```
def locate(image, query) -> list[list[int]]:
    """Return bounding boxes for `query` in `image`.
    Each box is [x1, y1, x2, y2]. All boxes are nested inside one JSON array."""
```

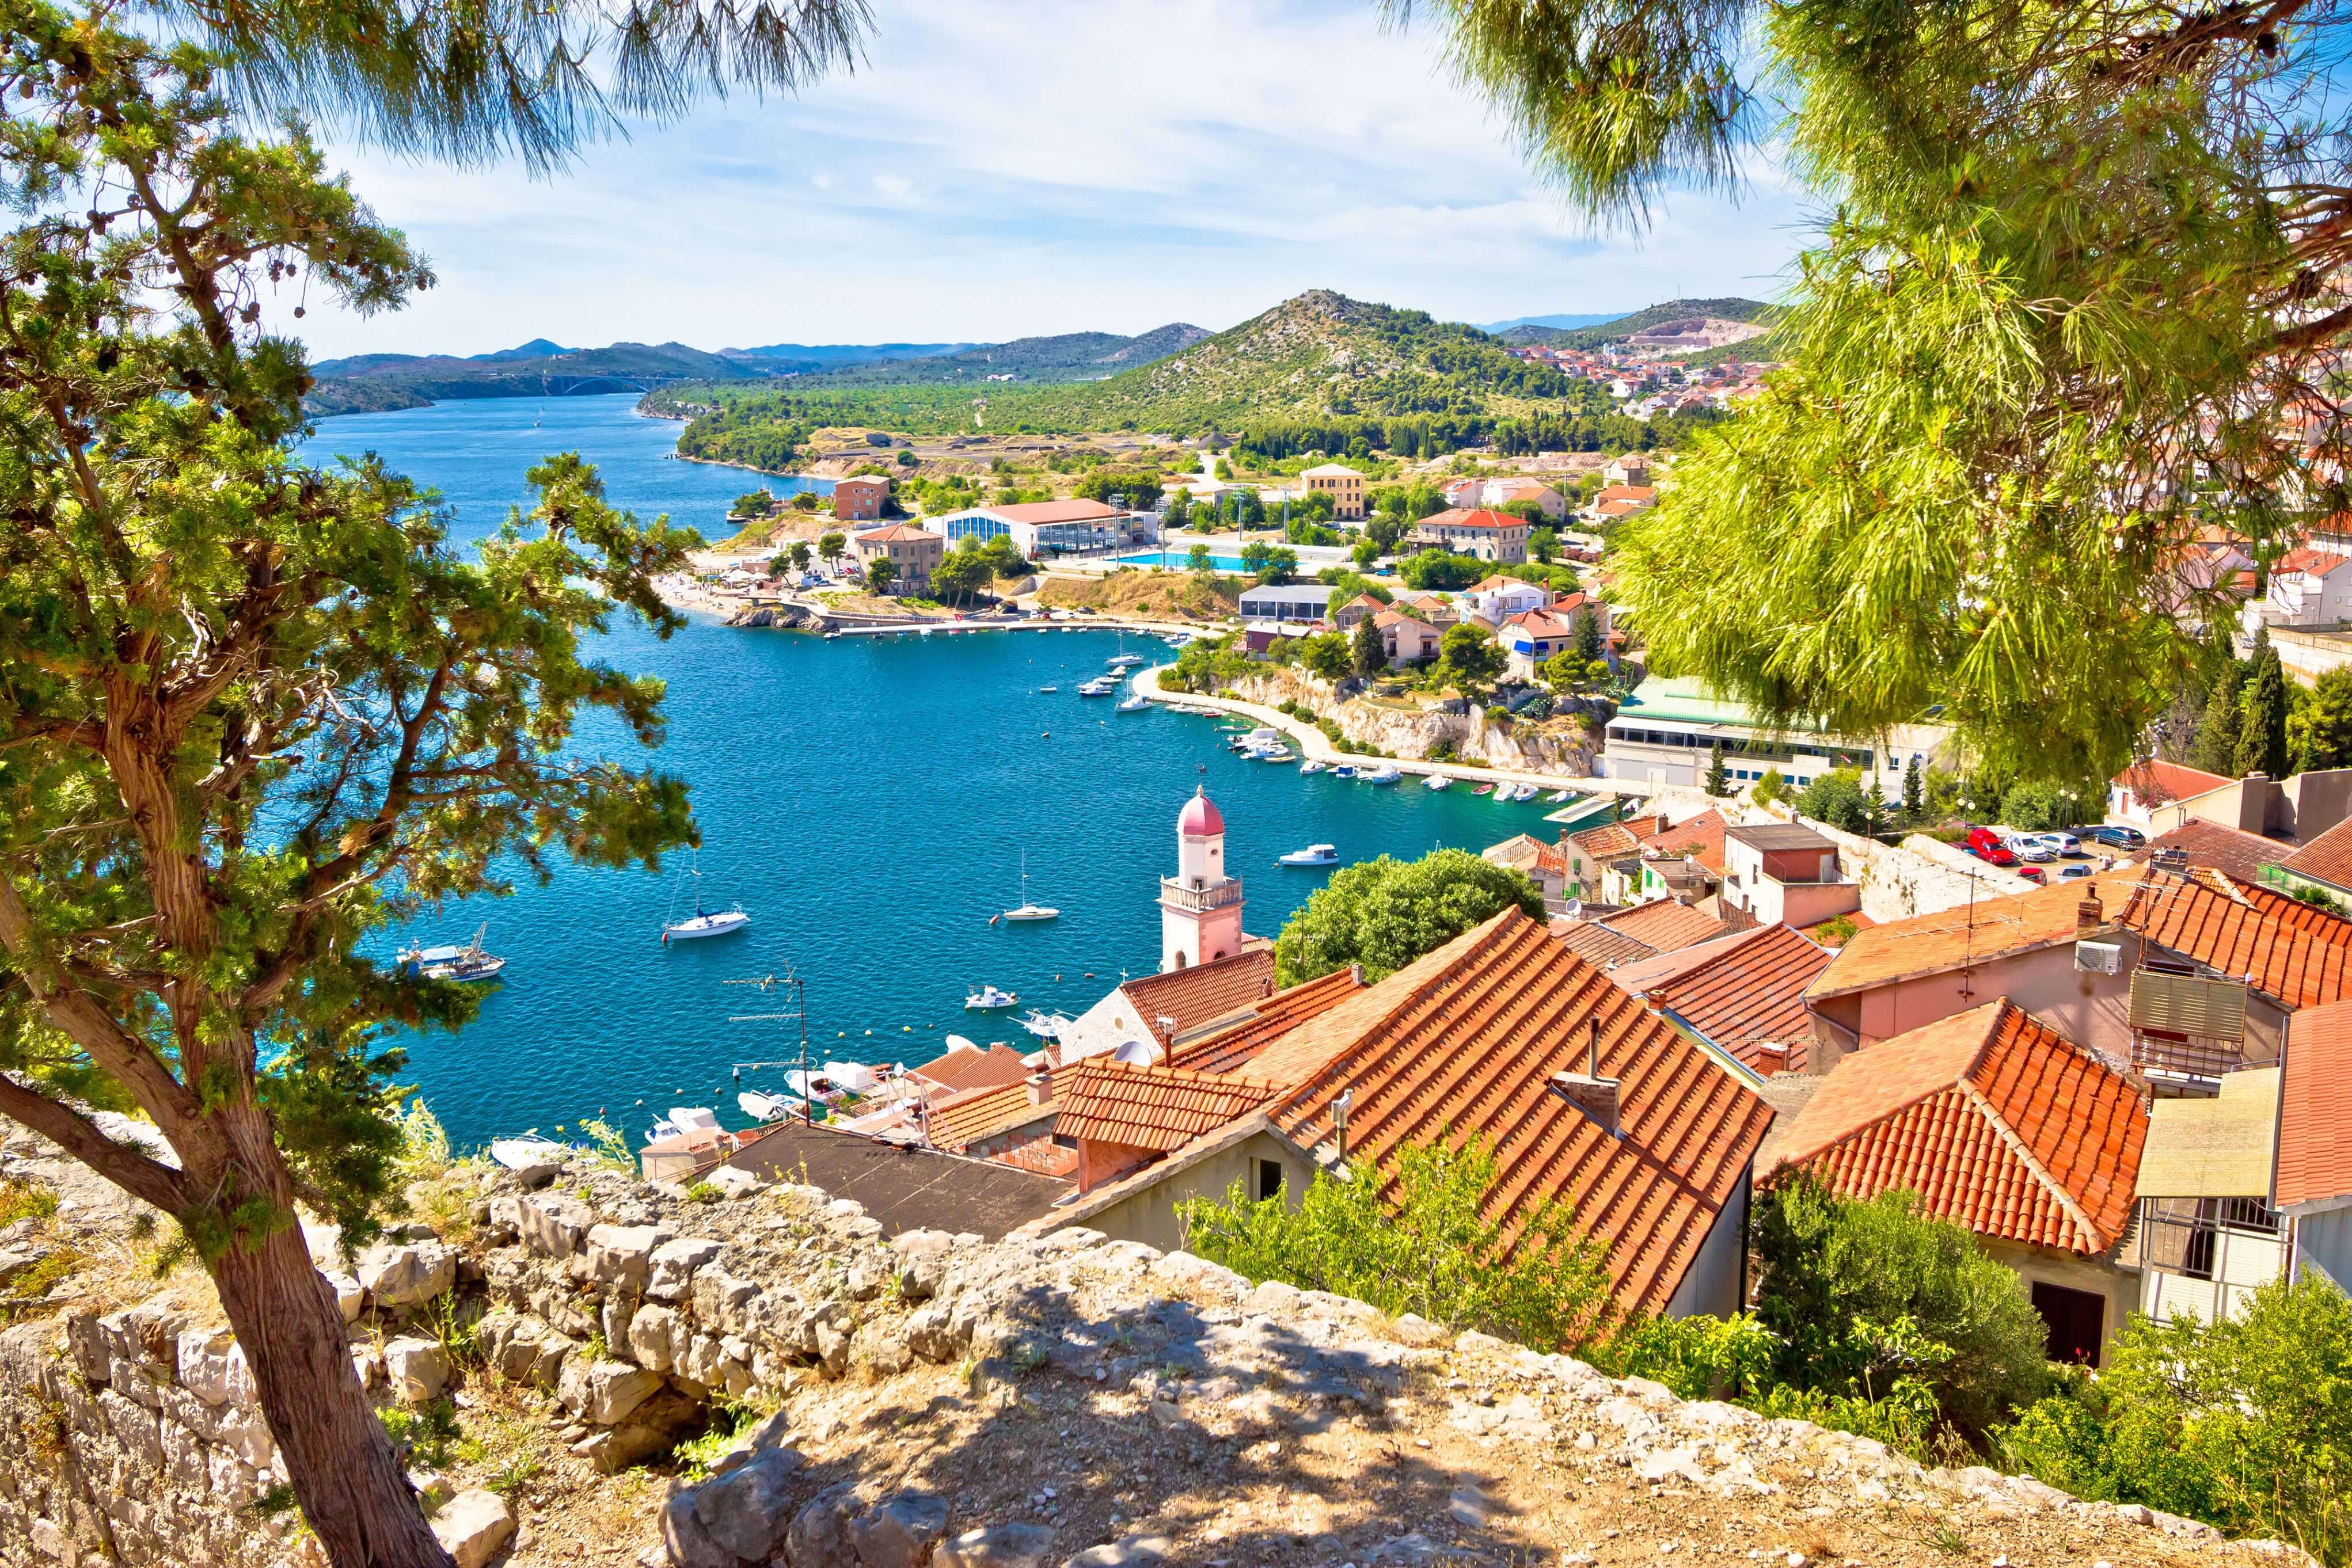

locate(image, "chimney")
[[1552, 1017, 1621, 1136], [1024, 1073, 1051, 1108], [2075, 888, 2104, 938]]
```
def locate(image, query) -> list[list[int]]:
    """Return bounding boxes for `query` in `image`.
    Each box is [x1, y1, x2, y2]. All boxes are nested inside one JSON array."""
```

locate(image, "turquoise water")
[[299, 395, 1564, 1148], [1116, 550, 1251, 572]]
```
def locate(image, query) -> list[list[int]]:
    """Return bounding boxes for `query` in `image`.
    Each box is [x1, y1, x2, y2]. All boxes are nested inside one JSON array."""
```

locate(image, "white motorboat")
[[1077, 679, 1118, 697], [1020, 1009, 1071, 1040], [1362, 764, 1403, 784], [966, 984, 1020, 1010], [397, 921, 507, 982], [1116, 695, 1149, 713], [1424, 774, 1452, 791], [644, 1105, 724, 1146], [738, 1090, 811, 1124], [1257, 747, 1297, 763], [488, 1133, 567, 1171], [1279, 843, 1340, 867], [1037, 684, 1060, 693], [662, 855, 750, 943], [1300, 761, 1326, 775], [998, 850, 1060, 923], [1547, 789, 1573, 803]]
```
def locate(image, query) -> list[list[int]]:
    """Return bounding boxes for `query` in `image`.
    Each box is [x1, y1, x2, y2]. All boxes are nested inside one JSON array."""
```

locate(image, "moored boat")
[[1362, 764, 1402, 784], [662, 856, 750, 943], [1424, 774, 1452, 791], [1278, 843, 1340, 867], [488, 1133, 567, 1171], [1116, 694, 1149, 712], [1471, 782, 1495, 796], [966, 983, 1019, 1010]]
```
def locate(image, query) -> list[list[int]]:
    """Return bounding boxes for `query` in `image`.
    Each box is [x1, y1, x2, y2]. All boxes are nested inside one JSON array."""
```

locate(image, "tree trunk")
[[210, 1224, 457, 1568]]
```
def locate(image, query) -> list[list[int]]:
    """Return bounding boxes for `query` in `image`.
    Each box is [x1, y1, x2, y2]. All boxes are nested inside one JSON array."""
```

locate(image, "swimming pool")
[[1114, 550, 1251, 572]]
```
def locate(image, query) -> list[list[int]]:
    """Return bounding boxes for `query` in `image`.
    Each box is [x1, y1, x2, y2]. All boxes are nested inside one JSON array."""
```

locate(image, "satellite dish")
[[1112, 1040, 1160, 1066]]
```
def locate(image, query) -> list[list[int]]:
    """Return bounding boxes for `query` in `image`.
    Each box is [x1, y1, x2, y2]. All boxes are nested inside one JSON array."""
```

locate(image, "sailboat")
[[1000, 849, 1059, 922], [661, 854, 751, 942], [397, 922, 507, 982]]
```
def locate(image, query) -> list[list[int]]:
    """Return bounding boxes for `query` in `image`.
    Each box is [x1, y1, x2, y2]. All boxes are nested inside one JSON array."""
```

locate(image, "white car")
[[2035, 832, 2084, 857], [2004, 835, 2057, 863]]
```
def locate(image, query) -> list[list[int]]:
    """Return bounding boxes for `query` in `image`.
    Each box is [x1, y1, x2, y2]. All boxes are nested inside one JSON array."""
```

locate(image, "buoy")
[[903, 1025, 912, 1032], [865, 1029, 872, 1036]]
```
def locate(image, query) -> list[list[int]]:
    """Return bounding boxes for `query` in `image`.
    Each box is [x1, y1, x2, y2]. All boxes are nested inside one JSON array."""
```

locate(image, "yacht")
[[998, 850, 1059, 923], [1279, 843, 1340, 867], [1077, 678, 1118, 697], [644, 1105, 724, 1146], [1362, 764, 1403, 785], [1331, 764, 1357, 779], [1020, 1009, 1071, 1041], [397, 921, 506, 982], [1424, 774, 1452, 791], [966, 983, 1020, 1010], [1547, 789, 1573, 804], [1257, 746, 1296, 763], [1116, 694, 1149, 712], [1300, 760, 1327, 775], [662, 856, 750, 942]]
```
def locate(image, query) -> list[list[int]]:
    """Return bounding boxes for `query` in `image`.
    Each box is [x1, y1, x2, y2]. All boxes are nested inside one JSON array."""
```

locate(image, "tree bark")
[[208, 1223, 457, 1568]]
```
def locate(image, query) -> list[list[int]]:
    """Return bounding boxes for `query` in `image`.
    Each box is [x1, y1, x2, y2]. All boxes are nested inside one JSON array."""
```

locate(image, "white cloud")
[[294, 0, 1810, 358]]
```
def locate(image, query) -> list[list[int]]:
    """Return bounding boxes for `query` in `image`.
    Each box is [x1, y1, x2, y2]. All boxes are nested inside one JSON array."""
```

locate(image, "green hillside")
[[803, 323, 1210, 386], [306, 340, 772, 417], [1502, 297, 1776, 350]]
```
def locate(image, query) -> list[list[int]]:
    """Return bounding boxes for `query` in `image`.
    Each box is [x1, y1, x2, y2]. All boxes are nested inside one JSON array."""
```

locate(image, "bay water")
[[301, 394, 1563, 1148]]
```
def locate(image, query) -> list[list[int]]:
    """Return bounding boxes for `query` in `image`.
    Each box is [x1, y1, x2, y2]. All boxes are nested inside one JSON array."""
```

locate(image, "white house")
[[2262, 543, 2352, 627], [1463, 574, 1549, 625], [1236, 584, 1335, 625], [934, 499, 1151, 560]]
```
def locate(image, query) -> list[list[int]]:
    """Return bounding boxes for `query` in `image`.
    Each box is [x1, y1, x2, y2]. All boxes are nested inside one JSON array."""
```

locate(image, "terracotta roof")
[[855, 524, 940, 544], [1769, 1000, 2147, 1254], [2117, 869, 2352, 1008], [926, 1071, 1062, 1153], [1256, 908, 1775, 1316], [1472, 574, 1536, 593], [1483, 834, 1547, 873], [1646, 810, 1729, 876], [1593, 485, 1657, 504], [1415, 508, 1526, 532], [2278, 999, 2352, 1212], [1172, 967, 1366, 1076], [2277, 545, 2352, 578], [2144, 819, 2290, 885], [1599, 899, 1728, 953], [2112, 758, 2232, 806], [1056, 1059, 1281, 1152], [2279, 813, 2352, 892], [1568, 815, 1662, 863], [910, 1041, 1032, 1095], [1551, 918, 1658, 969], [1502, 608, 1579, 641], [1808, 870, 2146, 1001], [1119, 948, 1276, 1042], [1616, 923, 1834, 1074], [1373, 607, 1434, 630]]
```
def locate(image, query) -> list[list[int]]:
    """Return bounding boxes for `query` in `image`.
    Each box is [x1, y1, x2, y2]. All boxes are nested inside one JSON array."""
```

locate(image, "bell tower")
[[1161, 786, 1245, 972]]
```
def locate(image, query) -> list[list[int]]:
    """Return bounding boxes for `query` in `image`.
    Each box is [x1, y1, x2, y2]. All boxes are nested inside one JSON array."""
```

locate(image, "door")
[[2031, 1281, 2107, 1367]]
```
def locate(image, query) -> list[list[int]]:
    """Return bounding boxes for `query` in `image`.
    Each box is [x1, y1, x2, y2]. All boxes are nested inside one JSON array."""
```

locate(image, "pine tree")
[[2191, 665, 2247, 777], [1573, 607, 1605, 663], [1705, 740, 1729, 797], [2237, 631, 2291, 779], [1352, 616, 1388, 678], [1902, 762, 1924, 823]]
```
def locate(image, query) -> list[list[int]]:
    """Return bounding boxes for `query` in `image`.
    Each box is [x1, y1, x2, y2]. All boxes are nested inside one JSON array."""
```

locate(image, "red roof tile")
[[2112, 758, 2232, 806], [2278, 999, 2352, 1212], [2277, 545, 2352, 579], [1057, 1059, 1281, 1152], [1415, 508, 1528, 532], [1808, 871, 2146, 1000], [1172, 967, 1366, 1075], [2118, 869, 2352, 1008], [2144, 820, 2291, 885], [1770, 1000, 2148, 1254], [1120, 949, 1277, 1044], [1568, 816, 1662, 863], [1617, 923, 1834, 1074], [1599, 899, 1728, 954], [927, 1071, 1062, 1153], [1645, 810, 1729, 876], [1551, 918, 1658, 969], [2279, 814, 2352, 893], [1256, 908, 1775, 1315], [910, 1041, 1032, 1095]]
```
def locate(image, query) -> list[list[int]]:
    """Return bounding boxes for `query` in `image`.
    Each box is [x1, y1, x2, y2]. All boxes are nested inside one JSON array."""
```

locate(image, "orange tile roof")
[[1256, 908, 1774, 1316], [1551, 918, 1656, 969], [2279, 814, 2352, 892], [910, 1041, 1032, 1095], [1618, 923, 1833, 1074], [856, 523, 941, 543], [2117, 869, 2352, 1008], [1807, 870, 2146, 1002], [2144, 820, 2290, 885], [1120, 949, 1277, 1042], [1645, 810, 1728, 876], [2112, 757, 2232, 806], [1769, 1000, 2148, 1254], [2278, 998, 2352, 1212], [1599, 899, 1728, 954], [927, 1071, 1062, 1153], [1171, 967, 1365, 1075], [1568, 815, 1662, 863], [1416, 508, 1528, 532], [2277, 545, 2352, 579], [1056, 1059, 1281, 1153]]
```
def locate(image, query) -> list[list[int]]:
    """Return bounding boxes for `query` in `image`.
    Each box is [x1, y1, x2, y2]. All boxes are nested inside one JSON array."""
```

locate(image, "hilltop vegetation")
[[804, 323, 1211, 386], [1500, 296, 1776, 349], [306, 339, 777, 416]]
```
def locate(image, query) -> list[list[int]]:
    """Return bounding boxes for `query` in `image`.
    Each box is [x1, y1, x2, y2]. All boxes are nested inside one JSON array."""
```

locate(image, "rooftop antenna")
[[726, 967, 815, 1125]]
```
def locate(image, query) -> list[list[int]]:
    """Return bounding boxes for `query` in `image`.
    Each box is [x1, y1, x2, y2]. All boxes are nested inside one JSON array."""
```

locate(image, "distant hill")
[[799, 323, 1212, 387], [306, 340, 773, 417], [723, 341, 974, 371], [1501, 298, 1776, 350], [1477, 312, 1624, 334]]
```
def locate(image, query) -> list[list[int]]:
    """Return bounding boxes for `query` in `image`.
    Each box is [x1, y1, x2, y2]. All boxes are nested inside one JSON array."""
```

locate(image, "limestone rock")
[[356, 1241, 456, 1308], [518, 1192, 595, 1259], [648, 1238, 724, 1302], [175, 1327, 255, 1409], [1062, 1535, 1171, 1568], [686, 1445, 806, 1563], [938, 1523, 1058, 1568], [560, 1357, 662, 1426], [626, 1301, 683, 1373], [787, 1482, 862, 1568], [586, 1223, 664, 1290], [851, 1491, 949, 1568], [431, 1489, 516, 1568], [573, 1387, 705, 1474], [382, 1337, 452, 1406], [702, 1166, 764, 1199]]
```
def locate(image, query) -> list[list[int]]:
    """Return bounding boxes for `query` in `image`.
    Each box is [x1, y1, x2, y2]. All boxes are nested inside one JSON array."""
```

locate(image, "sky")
[[298, 0, 1811, 361]]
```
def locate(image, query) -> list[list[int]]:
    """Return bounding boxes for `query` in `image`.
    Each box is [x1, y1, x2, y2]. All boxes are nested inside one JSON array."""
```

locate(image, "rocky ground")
[[0, 1125, 2317, 1568]]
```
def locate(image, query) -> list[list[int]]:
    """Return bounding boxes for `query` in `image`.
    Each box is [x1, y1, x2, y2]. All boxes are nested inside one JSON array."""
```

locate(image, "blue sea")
[[300, 395, 1564, 1148]]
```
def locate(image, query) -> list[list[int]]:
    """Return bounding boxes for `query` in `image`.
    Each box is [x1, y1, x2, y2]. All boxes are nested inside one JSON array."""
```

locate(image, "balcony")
[[1160, 876, 1243, 913]]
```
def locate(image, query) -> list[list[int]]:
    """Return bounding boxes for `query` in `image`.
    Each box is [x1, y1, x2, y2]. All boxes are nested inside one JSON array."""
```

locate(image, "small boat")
[[1257, 747, 1296, 763], [644, 1106, 724, 1146], [488, 1133, 567, 1171], [1020, 1009, 1070, 1040], [1513, 783, 1541, 802], [397, 921, 506, 982], [738, 1090, 811, 1124], [1116, 695, 1149, 713], [1471, 782, 1495, 796], [1424, 774, 1452, 791], [1001, 850, 1059, 923], [1107, 653, 1146, 670], [1331, 764, 1358, 779], [1547, 789, 1573, 804], [1300, 761, 1327, 775], [662, 855, 750, 942], [1038, 684, 1059, 693], [1279, 843, 1340, 867], [966, 984, 1020, 1010], [1077, 679, 1117, 697], [1362, 764, 1403, 784]]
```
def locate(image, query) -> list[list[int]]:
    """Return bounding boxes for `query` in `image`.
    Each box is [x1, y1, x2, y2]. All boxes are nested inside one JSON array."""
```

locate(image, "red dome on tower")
[[1177, 785, 1225, 839]]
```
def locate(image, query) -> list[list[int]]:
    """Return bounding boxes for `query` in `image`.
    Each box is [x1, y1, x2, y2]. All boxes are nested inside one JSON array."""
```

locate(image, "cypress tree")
[[1902, 760, 1924, 823], [2237, 630, 2290, 779], [1705, 740, 1729, 797], [2191, 664, 2247, 777]]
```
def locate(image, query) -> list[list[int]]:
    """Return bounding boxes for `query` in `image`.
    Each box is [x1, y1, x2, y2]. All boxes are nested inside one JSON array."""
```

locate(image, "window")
[[2031, 1281, 2106, 1367], [1255, 1159, 1284, 1203]]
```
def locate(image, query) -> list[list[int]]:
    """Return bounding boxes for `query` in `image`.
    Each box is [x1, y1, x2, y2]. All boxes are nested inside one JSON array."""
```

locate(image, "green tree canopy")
[[1273, 848, 1544, 985], [1352, 615, 1388, 677], [818, 529, 848, 564], [2237, 630, 2291, 779], [1793, 768, 1874, 835], [1300, 631, 1352, 681], [1433, 621, 1504, 692], [2293, 667, 2352, 774]]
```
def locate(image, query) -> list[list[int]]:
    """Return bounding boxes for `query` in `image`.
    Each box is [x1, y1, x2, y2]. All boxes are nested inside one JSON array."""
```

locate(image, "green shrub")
[[1178, 1135, 1612, 1353], [686, 1181, 721, 1204], [1272, 848, 1545, 985], [1998, 1277, 2352, 1562]]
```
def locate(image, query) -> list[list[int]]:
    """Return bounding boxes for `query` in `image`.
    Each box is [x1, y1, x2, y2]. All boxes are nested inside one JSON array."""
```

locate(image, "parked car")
[[2017, 865, 2046, 884], [2087, 824, 2146, 849], [2005, 835, 2058, 863], [2034, 832, 2085, 857], [2059, 863, 2093, 880], [1965, 827, 2019, 866]]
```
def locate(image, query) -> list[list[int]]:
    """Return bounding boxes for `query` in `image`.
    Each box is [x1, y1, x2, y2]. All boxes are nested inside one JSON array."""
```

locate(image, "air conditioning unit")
[[2075, 940, 2123, 975]]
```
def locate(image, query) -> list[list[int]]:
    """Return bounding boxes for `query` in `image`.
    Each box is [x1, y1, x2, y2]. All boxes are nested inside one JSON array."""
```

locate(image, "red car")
[[1965, 827, 2018, 866], [2016, 865, 2045, 884]]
